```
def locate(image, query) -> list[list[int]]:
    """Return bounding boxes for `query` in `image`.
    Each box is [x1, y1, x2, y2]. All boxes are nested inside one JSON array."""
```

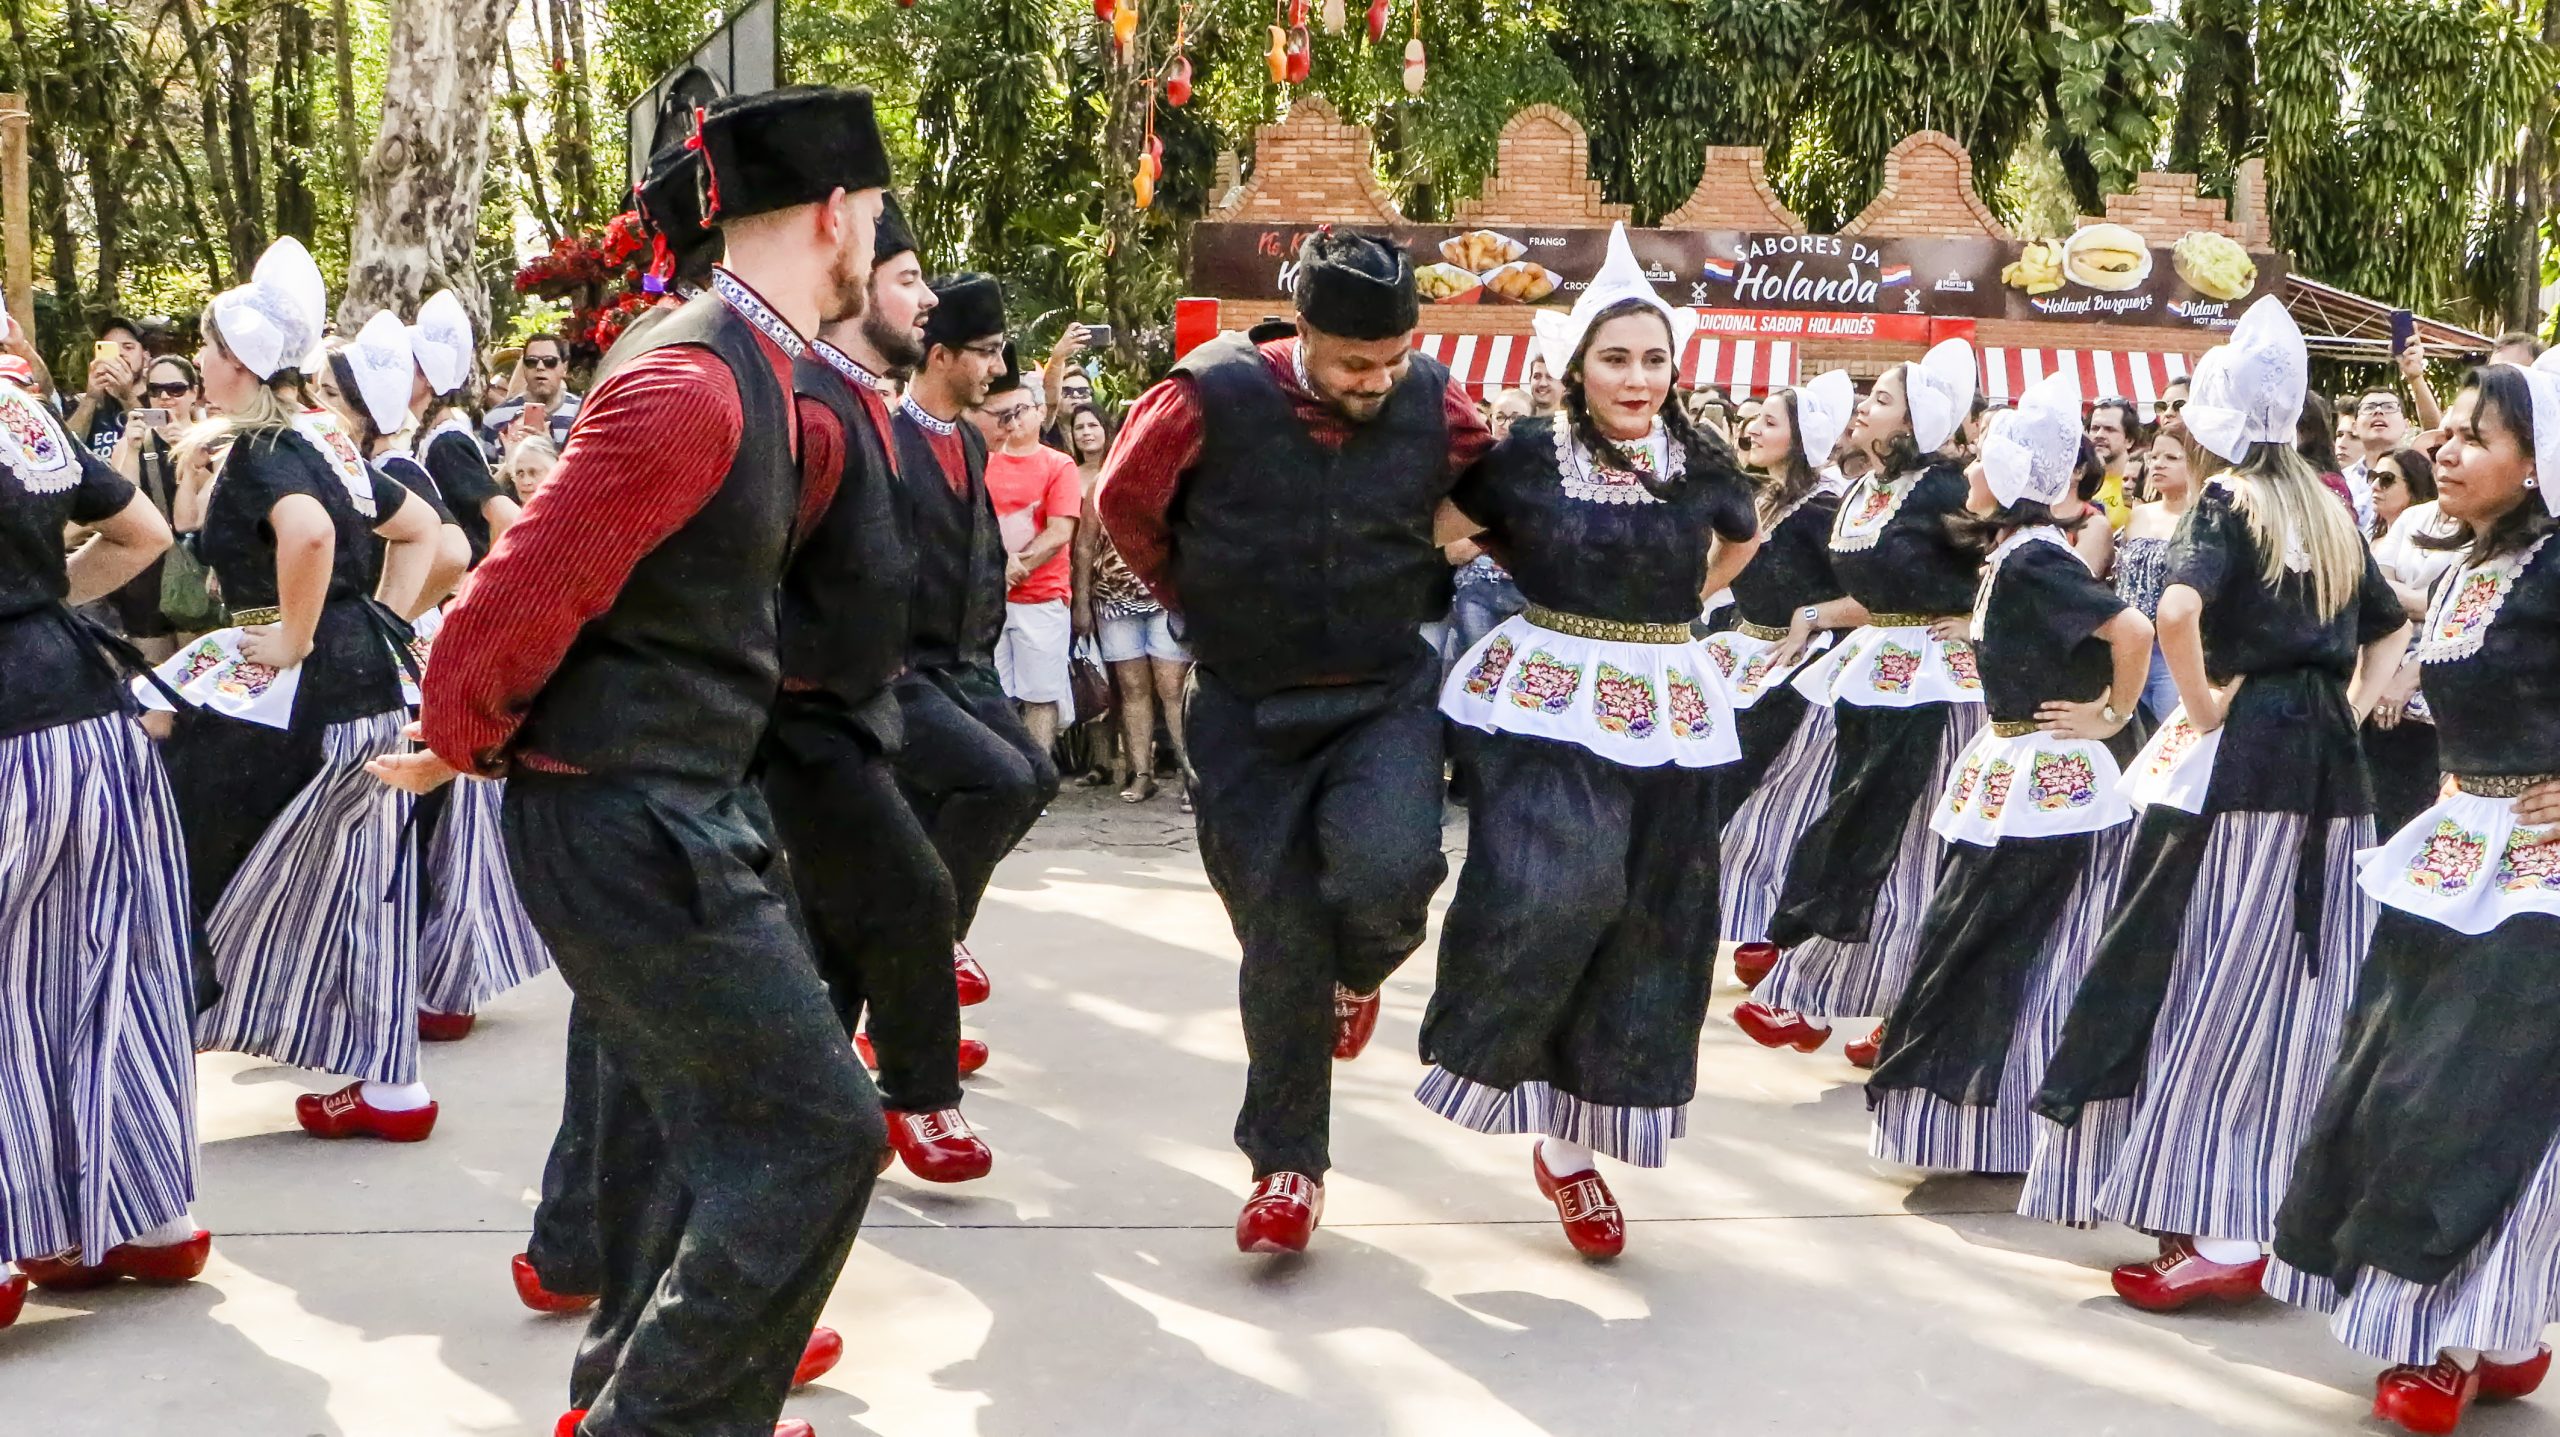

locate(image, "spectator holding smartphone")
[[68, 316, 150, 460], [477, 332, 579, 458]]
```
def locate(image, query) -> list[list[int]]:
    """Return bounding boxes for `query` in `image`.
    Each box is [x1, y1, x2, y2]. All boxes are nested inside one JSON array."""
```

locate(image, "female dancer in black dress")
[[169, 239, 448, 1141], [0, 376, 206, 1322], [1864, 370, 2153, 1175], [1711, 369, 1856, 988], [2032, 296, 2410, 1309], [1426, 225, 1759, 1257], [2267, 361, 2560, 1435], [1735, 339, 1987, 1064]]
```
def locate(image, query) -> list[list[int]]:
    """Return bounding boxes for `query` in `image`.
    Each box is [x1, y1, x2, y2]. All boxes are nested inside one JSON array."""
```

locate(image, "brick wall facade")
[[1451, 106, 1631, 227], [1210, 97, 1403, 225], [1839, 132, 2008, 241], [1662, 146, 1802, 231]]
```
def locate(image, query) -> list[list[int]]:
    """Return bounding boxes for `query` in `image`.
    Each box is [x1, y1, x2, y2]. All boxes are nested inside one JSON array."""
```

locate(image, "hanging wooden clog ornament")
[[1113, 0, 1140, 53], [1265, 24, 1289, 82], [1286, 24, 1311, 82], [1401, 7, 1424, 96], [1287, 0, 1308, 26], [1322, 0, 1345, 34], [1166, 53, 1193, 106], [1093, 0, 1114, 19], [1366, 0, 1390, 43]]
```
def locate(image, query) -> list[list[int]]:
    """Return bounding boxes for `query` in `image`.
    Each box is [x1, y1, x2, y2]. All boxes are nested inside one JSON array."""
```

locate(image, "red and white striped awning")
[[1410, 333, 1802, 399], [1980, 348, 2194, 416], [1682, 337, 1799, 398], [1409, 334, 1539, 398]]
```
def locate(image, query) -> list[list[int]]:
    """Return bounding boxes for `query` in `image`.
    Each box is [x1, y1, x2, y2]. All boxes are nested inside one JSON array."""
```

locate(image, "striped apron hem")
[[418, 776, 555, 1015], [1755, 706, 1979, 1019], [2085, 812, 2373, 1242], [0, 714, 198, 1262], [196, 711, 421, 1085], [1874, 824, 2136, 1174], [1414, 1065, 1686, 1167], [1718, 703, 1837, 947]]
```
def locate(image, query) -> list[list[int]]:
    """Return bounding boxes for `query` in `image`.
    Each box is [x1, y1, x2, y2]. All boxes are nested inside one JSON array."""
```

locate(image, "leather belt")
[[1734, 618, 1790, 642], [1867, 611, 1964, 629], [232, 605, 283, 627], [1991, 718, 2041, 738], [2453, 772, 2557, 798]]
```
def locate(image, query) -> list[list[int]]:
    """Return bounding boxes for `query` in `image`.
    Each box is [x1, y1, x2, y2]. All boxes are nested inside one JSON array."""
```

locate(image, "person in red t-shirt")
[[979, 369, 1082, 749]]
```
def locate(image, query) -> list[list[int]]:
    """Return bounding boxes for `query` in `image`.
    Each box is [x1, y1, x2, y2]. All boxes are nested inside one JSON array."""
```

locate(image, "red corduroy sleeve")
[[1095, 375, 1203, 611]]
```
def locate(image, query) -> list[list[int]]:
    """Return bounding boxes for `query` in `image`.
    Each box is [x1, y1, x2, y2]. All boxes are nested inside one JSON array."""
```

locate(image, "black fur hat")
[[873, 193, 916, 269], [693, 86, 890, 224], [1292, 229, 1418, 341], [922, 272, 1006, 351]]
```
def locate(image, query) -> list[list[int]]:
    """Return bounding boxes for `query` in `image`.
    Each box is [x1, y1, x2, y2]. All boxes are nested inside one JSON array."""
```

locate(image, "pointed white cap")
[[1531, 222, 1698, 384]]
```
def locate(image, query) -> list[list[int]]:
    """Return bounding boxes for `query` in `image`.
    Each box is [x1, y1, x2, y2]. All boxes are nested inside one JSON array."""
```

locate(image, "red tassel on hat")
[[685, 105, 721, 225]]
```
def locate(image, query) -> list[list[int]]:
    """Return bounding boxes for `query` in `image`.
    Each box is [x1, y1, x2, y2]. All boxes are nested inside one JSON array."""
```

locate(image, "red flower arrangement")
[[511, 211, 655, 359]]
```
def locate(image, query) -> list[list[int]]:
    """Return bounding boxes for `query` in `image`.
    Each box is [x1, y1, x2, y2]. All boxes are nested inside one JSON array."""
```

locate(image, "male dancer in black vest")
[[890, 273, 1058, 1005], [767, 196, 993, 1184], [376, 87, 890, 1437], [1099, 231, 1493, 1253]]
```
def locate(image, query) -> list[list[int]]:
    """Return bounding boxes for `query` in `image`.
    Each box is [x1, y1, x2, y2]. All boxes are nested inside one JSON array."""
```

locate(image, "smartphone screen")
[[1085, 323, 1116, 350], [134, 407, 172, 430], [2389, 309, 2415, 355], [94, 340, 120, 364]]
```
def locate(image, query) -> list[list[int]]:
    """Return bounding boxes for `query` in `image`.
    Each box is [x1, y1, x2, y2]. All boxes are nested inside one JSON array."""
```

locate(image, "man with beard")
[[372, 87, 891, 1437], [889, 274, 1058, 1010], [1098, 230, 1493, 1254], [765, 196, 993, 1185]]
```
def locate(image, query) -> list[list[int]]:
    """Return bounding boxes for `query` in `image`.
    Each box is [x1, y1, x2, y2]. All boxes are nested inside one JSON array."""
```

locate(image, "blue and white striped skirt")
[[195, 711, 420, 1085], [2020, 812, 2372, 1236], [2267, 1122, 2560, 1364], [1718, 704, 1837, 949], [1414, 1068, 1684, 1167], [0, 713, 198, 1263], [1753, 708, 1975, 1020], [418, 777, 553, 1016], [1874, 824, 2135, 1174]]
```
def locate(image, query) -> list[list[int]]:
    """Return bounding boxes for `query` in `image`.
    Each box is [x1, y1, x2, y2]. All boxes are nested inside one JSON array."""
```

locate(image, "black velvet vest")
[[891, 406, 1005, 671], [782, 357, 915, 727], [1168, 334, 1453, 697], [512, 295, 796, 784]]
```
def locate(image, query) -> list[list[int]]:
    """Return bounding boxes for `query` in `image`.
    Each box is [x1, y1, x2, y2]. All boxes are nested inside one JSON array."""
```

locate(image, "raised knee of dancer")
[[1320, 841, 1447, 930]]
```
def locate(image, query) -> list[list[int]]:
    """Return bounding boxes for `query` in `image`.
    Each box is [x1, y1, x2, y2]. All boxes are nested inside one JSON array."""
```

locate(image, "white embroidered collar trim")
[[0, 384, 82, 495], [1554, 418, 1676, 506], [291, 409, 379, 519], [711, 268, 807, 359], [1762, 465, 1853, 533], [1831, 468, 1921, 553], [813, 339, 898, 398], [2415, 532, 2554, 665], [901, 395, 959, 436]]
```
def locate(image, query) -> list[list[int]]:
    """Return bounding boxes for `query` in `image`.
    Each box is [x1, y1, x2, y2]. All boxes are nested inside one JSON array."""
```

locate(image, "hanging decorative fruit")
[[1403, 35, 1425, 93], [1265, 25, 1289, 82], [1286, 24, 1311, 82], [1322, 0, 1345, 33], [1366, 0, 1389, 43], [1165, 53, 1193, 106], [1113, 0, 1140, 52]]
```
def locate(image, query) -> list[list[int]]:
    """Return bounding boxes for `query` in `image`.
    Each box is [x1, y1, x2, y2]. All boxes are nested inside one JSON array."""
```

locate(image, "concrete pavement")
[[11, 789, 2552, 1436]]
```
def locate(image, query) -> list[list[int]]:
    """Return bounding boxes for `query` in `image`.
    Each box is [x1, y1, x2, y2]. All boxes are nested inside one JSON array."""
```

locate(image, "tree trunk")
[[343, 0, 520, 326], [170, 0, 241, 282], [331, 0, 361, 207], [223, 20, 267, 269], [273, 2, 317, 239]]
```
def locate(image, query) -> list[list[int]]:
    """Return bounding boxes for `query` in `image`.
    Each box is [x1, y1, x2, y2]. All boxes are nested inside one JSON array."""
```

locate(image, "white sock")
[[2193, 1236, 2262, 1264], [1540, 1137, 1597, 1176], [127, 1215, 199, 1247], [360, 1081, 433, 1112], [2487, 1345, 2543, 1365]]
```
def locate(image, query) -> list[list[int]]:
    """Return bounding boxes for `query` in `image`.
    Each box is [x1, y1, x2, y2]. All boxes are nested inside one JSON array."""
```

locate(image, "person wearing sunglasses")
[[476, 331, 581, 459], [90, 356, 206, 661]]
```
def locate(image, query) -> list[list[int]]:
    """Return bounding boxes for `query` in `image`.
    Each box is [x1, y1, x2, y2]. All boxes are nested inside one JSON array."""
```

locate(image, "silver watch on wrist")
[[2101, 701, 2122, 725], [1797, 605, 1820, 630]]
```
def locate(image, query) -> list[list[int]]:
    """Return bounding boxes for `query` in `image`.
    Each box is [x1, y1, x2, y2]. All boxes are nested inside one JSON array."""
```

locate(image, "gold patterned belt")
[[1523, 604, 1692, 646], [232, 606, 283, 627], [2453, 772, 2557, 798], [1991, 719, 2041, 738], [1734, 618, 1791, 642], [1868, 611, 1964, 629]]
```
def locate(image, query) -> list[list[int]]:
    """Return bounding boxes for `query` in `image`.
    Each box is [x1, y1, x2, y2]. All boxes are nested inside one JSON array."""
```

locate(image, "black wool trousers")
[[525, 999, 608, 1299], [893, 663, 1058, 942], [503, 774, 886, 1437], [1188, 659, 1449, 1180], [764, 698, 964, 1112]]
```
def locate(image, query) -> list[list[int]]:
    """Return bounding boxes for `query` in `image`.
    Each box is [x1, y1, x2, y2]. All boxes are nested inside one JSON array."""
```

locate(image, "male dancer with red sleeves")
[[1098, 230, 1492, 1254], [370, 87, 889, 1437], [766, 195, 994, 1184], [890, 273, 1058, 1004]]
